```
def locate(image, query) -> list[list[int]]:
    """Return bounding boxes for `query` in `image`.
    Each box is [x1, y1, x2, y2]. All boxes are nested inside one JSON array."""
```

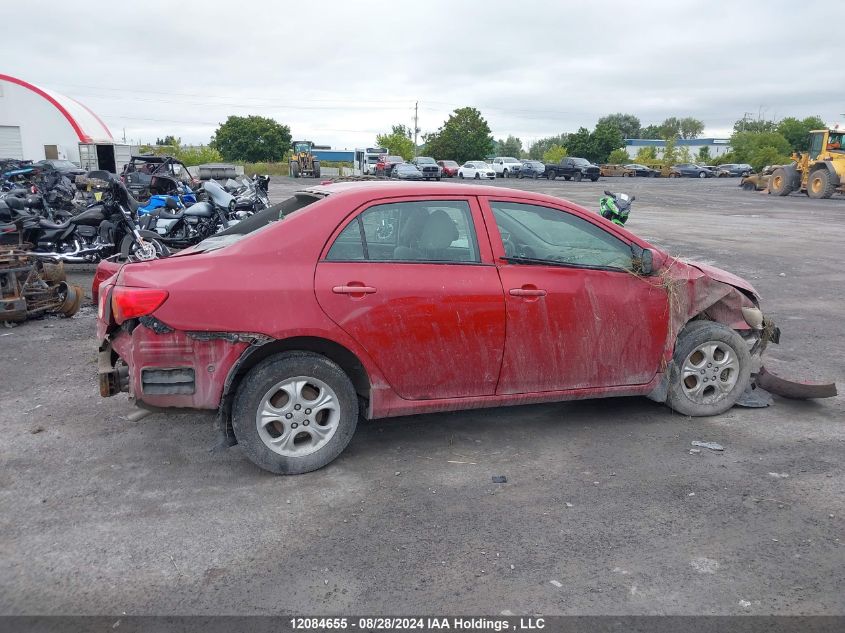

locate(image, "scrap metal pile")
[[0, 248, 83, 323]]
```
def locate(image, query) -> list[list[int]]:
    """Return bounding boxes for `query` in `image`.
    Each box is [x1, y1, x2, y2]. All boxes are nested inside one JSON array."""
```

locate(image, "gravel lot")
[[1, 176, 842, 616]]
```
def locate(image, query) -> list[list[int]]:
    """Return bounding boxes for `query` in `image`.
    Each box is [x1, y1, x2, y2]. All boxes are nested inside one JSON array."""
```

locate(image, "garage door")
[[0, 126, 24, 160]]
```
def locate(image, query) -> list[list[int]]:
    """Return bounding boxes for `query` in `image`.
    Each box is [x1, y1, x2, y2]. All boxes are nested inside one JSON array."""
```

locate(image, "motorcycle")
[[0, 173, 168, 263], [137, 179, 239, 249], [137, 180, 198, 216], [223, 175, 270, 214], [599, 191, 634, 226]]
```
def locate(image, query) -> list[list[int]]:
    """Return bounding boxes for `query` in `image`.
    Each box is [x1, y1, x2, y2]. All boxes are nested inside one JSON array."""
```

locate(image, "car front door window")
[[491, 202, 632, 270]]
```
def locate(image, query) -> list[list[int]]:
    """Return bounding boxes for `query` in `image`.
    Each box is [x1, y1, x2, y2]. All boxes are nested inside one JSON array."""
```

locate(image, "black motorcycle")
[[0, 173, 168, 263], [223, 175, 270, 214], [137, 179, 239, 249]]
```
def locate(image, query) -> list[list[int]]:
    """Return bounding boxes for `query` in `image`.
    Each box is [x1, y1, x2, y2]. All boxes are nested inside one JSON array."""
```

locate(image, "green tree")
[[640, 124, 663, 139], [528, 134, 568, 160], [563, 127, 593, 158], [730, 131, 792, 164], [732, 117, 777, 134], [210, 115, 291, 162], [496, 135, 524, 158], [679, 117, 705, 140], [423, 107, 494, 164], [376, 124, 415, 160], [588, 122, 624, 163], [635, 146, 658, 162], [662, 137, 678, 166], [542, 144, 568, 163], [748, 146, 791, 172], [174, 145, 224, 167], [597, 113, 641, 139], [776, 116, 827, 152], [697, 145, 712, 163], [156, 135, 180, 146], [678, 145, 693, 163], [659, 117, 682, 139], [607, 148, 630, 164]]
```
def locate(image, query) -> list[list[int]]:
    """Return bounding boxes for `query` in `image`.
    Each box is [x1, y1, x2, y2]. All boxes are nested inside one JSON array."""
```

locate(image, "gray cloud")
[[4, 0, 842, 148]]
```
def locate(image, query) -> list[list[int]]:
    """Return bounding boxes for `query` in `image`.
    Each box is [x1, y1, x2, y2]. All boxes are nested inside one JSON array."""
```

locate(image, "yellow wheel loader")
[[289, 141, 321, 179], [769, 129, 845, 198]]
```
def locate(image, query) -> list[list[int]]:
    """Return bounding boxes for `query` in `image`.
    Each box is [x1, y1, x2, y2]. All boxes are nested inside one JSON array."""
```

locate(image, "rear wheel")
[[665, 321, 750, 417], [768, 167, 794, 196], [807, 168, 835, 199], [548, 171, 556, 181], [458, 172, 464, 179], [474, 173, 480, 179], [573, 171, 582, 182], [741, 181, 756, 191], [232, 352, 359, 474]]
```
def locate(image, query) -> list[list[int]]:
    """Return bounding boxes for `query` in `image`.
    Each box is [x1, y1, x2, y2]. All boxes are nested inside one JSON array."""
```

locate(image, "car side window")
[[326, 201, 480, 263], [491, 201, 632, 270]]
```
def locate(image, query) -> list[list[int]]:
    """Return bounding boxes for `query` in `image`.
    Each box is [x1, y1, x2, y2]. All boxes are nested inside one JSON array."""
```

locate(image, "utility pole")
[[741, 112, 753, 132], [413, 101, 419, 158]]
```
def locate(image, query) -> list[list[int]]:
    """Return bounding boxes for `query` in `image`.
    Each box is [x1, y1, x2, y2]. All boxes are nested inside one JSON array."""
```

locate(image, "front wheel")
[[665, 321, 751, 417], [474, 173, 480, 179], [458, 172, 464, 179], [698, 171, 706, 178], [232, 352, 359, 474], [120, 230, 170, 261]]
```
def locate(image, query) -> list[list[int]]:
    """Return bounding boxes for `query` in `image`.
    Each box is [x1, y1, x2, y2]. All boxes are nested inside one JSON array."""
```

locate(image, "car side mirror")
[[631, 246, 654, 275]]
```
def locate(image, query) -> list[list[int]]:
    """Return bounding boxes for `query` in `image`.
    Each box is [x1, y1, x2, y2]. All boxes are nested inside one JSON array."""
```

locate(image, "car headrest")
[[419, 210, 458, 251]]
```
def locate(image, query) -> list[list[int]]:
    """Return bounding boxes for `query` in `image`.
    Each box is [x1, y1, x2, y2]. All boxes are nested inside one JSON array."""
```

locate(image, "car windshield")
[[49, 160, 77, 169], [396, 164, 416, 171], [416, 157, 436, 164], [524, 161, 542, 167], [387, 156, 403, 163], [442, 161, 459, 167], [571, 158, 590, 166], [503, 158, 520, 163]]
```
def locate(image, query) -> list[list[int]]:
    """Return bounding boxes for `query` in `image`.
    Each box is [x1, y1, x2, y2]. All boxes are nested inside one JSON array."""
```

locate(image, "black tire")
[[474, 173, 480, 179], [548, 171, 556, 181], [768, 167, 794, 196], [290, 163, 299, 178], [665, 320, 751, 417], [503, 169, 509, 178], [232, 352, 359, 474], [741, 181, 755, 191], [436, 177, 441, 181], [314, 168, 321, 179], [807, 168, 836, 199], [120, 230, 170, 261], [573, 171, 582, 182], [698, 171, 706, 179], [590, 175, 599, 182], [518, 172, 523, 179], [458, 172, 464, 179], [562, 175, 570, 181], [532, 173, 538, 180]]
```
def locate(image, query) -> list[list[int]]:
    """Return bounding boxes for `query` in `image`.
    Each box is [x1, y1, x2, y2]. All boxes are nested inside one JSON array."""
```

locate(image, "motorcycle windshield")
[[204, 180, 235, 208]]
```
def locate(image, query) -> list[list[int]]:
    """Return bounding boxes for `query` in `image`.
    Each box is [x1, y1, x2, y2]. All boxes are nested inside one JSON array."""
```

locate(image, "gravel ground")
[[0, 176, 842, 616]]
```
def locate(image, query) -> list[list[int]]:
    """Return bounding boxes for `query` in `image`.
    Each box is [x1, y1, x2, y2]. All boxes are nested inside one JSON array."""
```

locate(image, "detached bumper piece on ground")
[[0, 249, 83, 323]]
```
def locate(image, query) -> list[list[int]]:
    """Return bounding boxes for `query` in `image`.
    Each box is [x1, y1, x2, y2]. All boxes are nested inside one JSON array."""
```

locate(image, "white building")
[[0, 73, 113, 164], [624, 138, 731, 160]]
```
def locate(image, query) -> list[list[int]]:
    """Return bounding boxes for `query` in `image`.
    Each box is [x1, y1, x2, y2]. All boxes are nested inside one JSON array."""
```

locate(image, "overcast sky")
[[5, 0, 843, 149]]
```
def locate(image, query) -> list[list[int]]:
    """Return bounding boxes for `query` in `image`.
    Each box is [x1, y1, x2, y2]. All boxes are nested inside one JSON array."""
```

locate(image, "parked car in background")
[[410, 156, 441, 181], [458, 161, 496, 180], [600, 164, 635, 177], [437, 160, 460, 178], [669, 164, 715, 178], [390, 163, 424, 181], [518, 160, 545, 179], [717, 163, 754, 177], [491, 157, 523, 178], [97, 181, 779, 475], [625, 164, 661, 177], [34, 159, 86, 177], [375, 155, 405, 177], [544, 157, 600, 181], [740, 165, 776, 191]]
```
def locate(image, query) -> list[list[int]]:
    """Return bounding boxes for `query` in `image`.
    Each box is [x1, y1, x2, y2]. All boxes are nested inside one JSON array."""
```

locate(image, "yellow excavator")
[[770, 128, 845, 198], [288, 141, 321, 178]]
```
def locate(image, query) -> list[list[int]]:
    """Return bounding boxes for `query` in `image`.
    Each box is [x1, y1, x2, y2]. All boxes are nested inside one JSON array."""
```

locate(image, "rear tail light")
[[111, 287, 169, 324]]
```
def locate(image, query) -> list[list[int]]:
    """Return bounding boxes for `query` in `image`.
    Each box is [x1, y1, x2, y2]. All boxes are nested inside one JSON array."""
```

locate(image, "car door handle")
[[332, 285, 377, 295], [509, 287, 547, 297]]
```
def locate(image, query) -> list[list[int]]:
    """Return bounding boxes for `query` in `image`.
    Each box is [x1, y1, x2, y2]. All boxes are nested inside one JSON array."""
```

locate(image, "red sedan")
[[437, 160, 460, 177], [97, 182, 774, 474]]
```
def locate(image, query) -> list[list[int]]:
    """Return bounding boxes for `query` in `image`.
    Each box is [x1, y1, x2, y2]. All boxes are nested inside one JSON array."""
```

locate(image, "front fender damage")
[[645, 257, 837, 405]]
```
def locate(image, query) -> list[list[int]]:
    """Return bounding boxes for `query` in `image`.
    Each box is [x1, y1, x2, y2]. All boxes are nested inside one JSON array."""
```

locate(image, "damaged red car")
[[97, 182, 798, 474]]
